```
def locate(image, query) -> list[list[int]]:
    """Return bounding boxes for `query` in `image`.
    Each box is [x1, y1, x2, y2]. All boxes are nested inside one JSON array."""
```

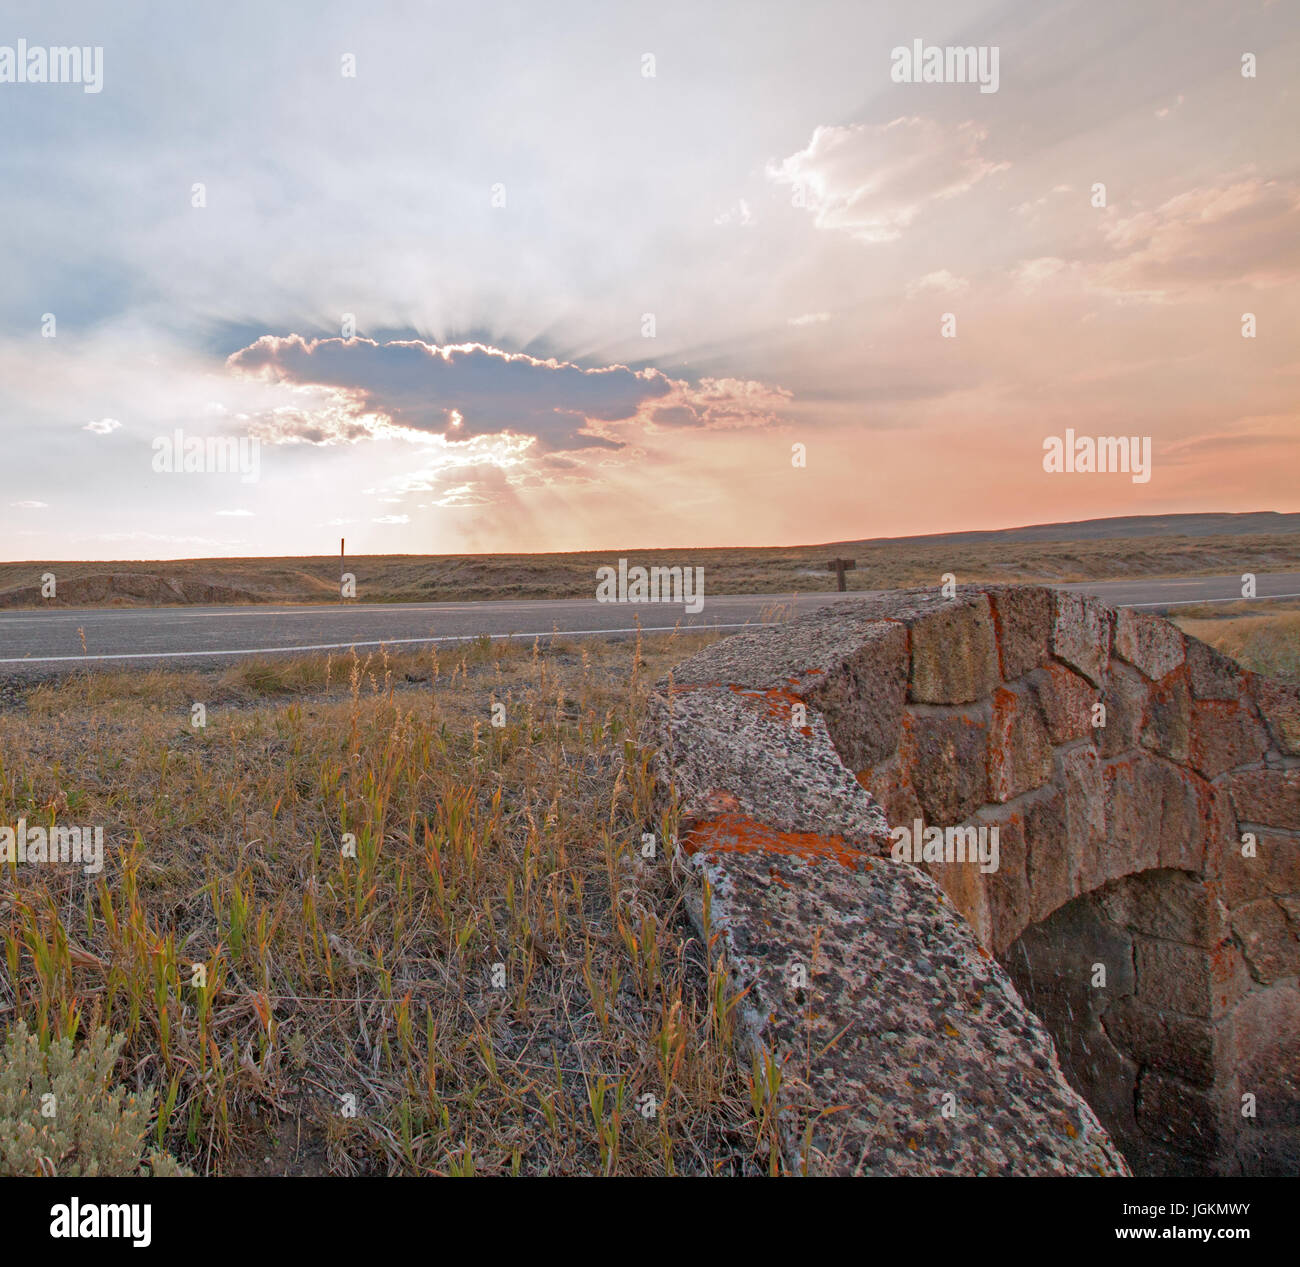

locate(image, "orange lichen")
[[727, 684, 814, 736], [681, 813, 864, 869]]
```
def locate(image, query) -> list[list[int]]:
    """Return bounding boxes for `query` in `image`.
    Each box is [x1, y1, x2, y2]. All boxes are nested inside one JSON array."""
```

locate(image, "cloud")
[[241, 399, 379, 446], [1097, 179, 1300, 293], [227, 336, 789, 453], [906, 269, 969, 297], [10, 500, 48, 509], [425, 462, 520, 509], [647, 377, 792, 430], [769, 117, 1009, 243], [83, 418, 121, 435], [788, 312, 831, 326], [216, 509, 254, 516], [1009, 257, 1085, 291], [1162, 414, 1299, 465], [714, 199, 754, 227], [228, 336, 671, 452]]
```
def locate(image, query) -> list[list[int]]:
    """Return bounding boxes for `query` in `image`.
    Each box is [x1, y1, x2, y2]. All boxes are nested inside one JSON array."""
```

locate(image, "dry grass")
[[0, 629, 772, 1176], [1173, 601, 1300, 682]]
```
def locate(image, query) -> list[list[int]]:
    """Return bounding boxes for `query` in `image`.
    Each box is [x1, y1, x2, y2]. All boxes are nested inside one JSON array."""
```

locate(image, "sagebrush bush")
[[0, 1023, 188, 1176]]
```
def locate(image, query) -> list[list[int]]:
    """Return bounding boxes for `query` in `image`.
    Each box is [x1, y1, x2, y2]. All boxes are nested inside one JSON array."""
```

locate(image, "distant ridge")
[[820, 511, 1300, 551]]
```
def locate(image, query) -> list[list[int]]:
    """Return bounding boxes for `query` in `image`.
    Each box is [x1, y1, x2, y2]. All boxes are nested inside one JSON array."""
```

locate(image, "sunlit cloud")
[[769, 117, 1009, 243]]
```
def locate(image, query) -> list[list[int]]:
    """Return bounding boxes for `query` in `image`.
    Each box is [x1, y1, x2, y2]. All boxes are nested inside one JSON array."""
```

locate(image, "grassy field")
[[0, 628, 798, 1176], [4, 526, 1300, 607], [1, 593, 1295, 1176]]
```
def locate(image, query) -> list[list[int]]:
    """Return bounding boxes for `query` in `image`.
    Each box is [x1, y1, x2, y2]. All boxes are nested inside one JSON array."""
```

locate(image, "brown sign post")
[[826, 557, 856, 592]]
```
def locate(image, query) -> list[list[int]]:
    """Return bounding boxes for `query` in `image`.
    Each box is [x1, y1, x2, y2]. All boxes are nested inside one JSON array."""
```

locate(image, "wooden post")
[[825, 557, 856, 592], [340, 537, 345, 604]]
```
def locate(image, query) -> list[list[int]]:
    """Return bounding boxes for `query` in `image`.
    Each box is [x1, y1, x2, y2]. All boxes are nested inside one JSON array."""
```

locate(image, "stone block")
[[1229, 983, 1300, 1133], [979, 807, 1030, 954], [987, 586, 1054, 681], [1115, 607, 1186, 681], [1141, 672, 1191, 763], [1052, 591, 1113, 687], [987, 685, 1054, 803], [1102, 755, 1165, 879], [1252, 677, 1300, 756], [811, 621, 911, 768], [1136, 1069, 1232, 1158], [1097, 871, 1229, 948], [1188, 699, 1270, 780], [1185, 637, 1244, 701], [1135, 936, 1252, 1020], [908, 708, 989, 824], [1160, 768, 1215, 874], [1029, 662, 1099, 744], [1106, 998, 1227, 1089], [1023, 784, 1072, 922], [908, 597, 999, 705], [1096, 665, 1147, 758], [1230, 898, 1300, 985], [855, 754, 923, 831], [1228, 768, 1300, 831], [1103, 755, 1207, 880], [1212, 829, 1300, 909], [1060, 745, 1107, 892]]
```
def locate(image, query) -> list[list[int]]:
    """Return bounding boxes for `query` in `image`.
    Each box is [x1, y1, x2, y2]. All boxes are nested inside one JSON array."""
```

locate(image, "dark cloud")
[[228, 336, 682, 452]]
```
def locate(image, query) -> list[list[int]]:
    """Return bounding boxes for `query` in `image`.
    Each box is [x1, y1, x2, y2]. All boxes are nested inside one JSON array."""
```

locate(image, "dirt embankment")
[[0, 572, 258, 609]]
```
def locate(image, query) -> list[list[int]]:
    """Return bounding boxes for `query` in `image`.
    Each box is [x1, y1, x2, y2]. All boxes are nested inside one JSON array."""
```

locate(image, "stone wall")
[[650, 585, 1300, 1175], [847, 587, 1299, 1175]]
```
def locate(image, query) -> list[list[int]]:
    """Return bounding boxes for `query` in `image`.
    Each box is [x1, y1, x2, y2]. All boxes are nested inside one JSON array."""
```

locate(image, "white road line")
[[0, 622, 761, 667], [0, 594, 819, 623], [1127, 592, 1300, 608]]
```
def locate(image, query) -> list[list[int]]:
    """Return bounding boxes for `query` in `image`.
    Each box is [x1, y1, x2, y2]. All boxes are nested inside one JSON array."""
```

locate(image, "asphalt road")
[[1, 572, 1297, 675]]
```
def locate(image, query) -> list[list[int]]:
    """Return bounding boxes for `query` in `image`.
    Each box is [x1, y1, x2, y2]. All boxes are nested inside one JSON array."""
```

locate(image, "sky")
[[1, 0, 1297, 560]]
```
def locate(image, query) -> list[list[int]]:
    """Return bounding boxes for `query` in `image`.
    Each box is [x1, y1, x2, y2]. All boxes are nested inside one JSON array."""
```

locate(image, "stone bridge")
[[649, 585, 1299, 1175]]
